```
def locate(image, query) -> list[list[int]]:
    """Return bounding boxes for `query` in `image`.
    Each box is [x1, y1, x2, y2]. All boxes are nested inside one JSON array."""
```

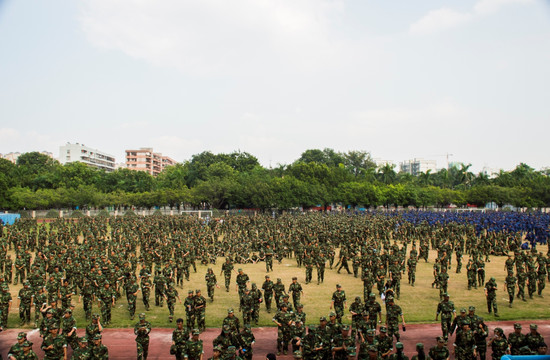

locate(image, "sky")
[[0, 0, 549, 173]]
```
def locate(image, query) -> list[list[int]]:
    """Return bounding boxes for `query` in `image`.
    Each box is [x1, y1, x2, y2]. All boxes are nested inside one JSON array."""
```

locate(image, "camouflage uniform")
[[134, 315, 151, 360]]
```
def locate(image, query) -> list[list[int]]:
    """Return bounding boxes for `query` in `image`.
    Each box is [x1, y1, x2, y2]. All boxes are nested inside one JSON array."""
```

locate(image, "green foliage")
[[124, 209, 138, 217], [69, 210, 85, 218], [1, 150, 549, 210], [44, 209, 60, 218], [96, 209, 111, 218]]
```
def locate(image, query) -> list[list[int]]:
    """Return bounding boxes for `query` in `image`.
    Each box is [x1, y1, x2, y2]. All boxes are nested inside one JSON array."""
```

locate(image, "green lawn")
[[5, 246, 550, 329]]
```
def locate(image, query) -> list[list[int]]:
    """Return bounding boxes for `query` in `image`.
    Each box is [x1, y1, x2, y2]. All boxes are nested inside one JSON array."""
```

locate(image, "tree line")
[[0, 149, 548, 211]]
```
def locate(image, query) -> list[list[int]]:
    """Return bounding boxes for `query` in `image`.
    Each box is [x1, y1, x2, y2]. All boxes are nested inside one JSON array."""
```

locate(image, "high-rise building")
[[59, 143, 116, 172], [400, 158, 437, 176], [125, 148, 177, 176]]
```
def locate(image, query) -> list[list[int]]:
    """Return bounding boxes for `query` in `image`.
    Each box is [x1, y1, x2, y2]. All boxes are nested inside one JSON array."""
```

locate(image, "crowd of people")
[[0, 211, 549, 359]]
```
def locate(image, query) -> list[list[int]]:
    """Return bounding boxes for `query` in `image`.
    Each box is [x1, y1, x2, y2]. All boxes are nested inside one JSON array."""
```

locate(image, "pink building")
[[125, 148, 177, 176]]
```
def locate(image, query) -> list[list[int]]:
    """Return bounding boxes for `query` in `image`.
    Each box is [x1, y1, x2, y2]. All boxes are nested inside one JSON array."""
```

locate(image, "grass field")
[[4, 246, 550, 329]]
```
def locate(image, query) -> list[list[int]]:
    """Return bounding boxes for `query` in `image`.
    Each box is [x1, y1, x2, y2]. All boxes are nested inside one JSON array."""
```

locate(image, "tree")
[[343, 150, 376, 178], [377, 164, 397, 185]]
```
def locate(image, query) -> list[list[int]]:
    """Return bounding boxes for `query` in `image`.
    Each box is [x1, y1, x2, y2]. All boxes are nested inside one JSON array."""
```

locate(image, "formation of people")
[[0, 211, 549, 359]]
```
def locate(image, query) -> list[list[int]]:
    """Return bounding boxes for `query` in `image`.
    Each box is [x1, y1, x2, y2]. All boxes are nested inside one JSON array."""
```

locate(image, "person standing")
[[288, 277, 303, 310], [262, 275, 274, 313], [221, 258, 235, 292], [134, 313, 152, 360], [484, 277, 499, 317], [331, 284, 346, 323], [205, 268, 219, 302]]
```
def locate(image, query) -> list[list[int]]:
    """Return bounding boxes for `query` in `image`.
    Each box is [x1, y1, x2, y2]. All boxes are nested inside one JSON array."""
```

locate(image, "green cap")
[[396, 342, 404, 350]]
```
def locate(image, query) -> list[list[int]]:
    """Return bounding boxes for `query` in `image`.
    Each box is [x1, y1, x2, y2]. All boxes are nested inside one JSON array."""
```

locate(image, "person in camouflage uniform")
[[407, 254, 417, 286], [223, 308, 241, 334], [429, 337, 449, 360], [332, 325, 356, 360], [525, 324, 545, 352], [184, 290, 196, 332], [186, 329, 204, 360], [79, 278, 94, 320], [249, 283, 263, 324], [331, 284, 346, 323], [507, 323, 526, 355], [489, 328, 509, 360], [85, 314, 103, 347], [466, 260, 477, 290], [241, 287, 254, 326], [41, 324, 67, 360], [91, 334, 109, 360], [205, 268, 218, 301], [0, 281, 12, 329], [7, 331, 28, 359], [273, 303, 293, 355], [376, 326, 393, 359], [273, 278, 286, 309], [134, 313, 151, 360], [262, 275, 274, 313], [141, 273, 152, 311], [235, 269, 250, 306], [453, 321, 476, 360], [165, 283, 181, 323], [435, 293, 455, 341], [221, 258, 235, 292], [316, 252, 326, 285], [366, 293, 382, 330], [473, 317, 488, 360], [238, 324, 255, 360], [349, 296, 363, 340], [172, 318, 188, 360], [288, 277, 303, 310], [194, 289, 207, 331], [17, 281, 33, 326], [126, 276, 140, 320], [97, 281, 115, 325], [484, 277, 499, 317], [61, 309, 78, 351], [154, 271, 167, 307], [385, 296, 405, 342], [71, 337, 91, 360], [504, 271, 517, 308]]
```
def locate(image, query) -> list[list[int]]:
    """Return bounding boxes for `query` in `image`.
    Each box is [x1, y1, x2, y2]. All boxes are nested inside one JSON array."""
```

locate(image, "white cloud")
[[79, 0, 345, 76], [409, 0, 533, 35]]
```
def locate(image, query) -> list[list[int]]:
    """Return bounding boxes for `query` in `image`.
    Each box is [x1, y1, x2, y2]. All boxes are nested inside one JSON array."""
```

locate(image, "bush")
[[19, 210, 31, 219], [152, 209, 163, 217], [96, 209, 111, 218], [124, 209, 137, 217], [70, 210, 85, 218], [45, 209, 60, 218]]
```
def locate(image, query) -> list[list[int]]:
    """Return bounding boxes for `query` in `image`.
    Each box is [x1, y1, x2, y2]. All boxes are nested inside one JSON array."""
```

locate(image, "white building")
[[59, 143, 116, 172], [400, 158, 437, 176]]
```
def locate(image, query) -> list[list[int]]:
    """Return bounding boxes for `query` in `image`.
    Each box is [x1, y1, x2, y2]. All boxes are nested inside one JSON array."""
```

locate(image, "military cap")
[[196, 289, 201, 293], [369, 293, 376, 298], [47, 308, 55, 314], [238, 268, 243, 272], [188, 290, 194, 294], [355, 296, 361, 301], [92, 313, 100, 319], [468, 306, 475, 311], [386, 295, 394, 301], [490, 277, 496, 281], [281, 303, 288, 308], [362, 311, 369, 316], [17, 332, 27, 339], [277, 278, 282, 282], [336, 284, 342, 288], [460, 308, 467, 313], [139, 313, 146, 319], [443, 292, 449, 297], [104, 280, 110, 285], [21, 340, 32, 347], [348, 346, 357, 356], [514, 323, 522, 329], [292, 277, 297, 280], [437, 336, 445, 343], [80, 337, 88, 343], [49, 324, 59, 330], [64, 309, 72, 314], [368, 345, 378, 352], [416, 343, 424, 349], [228, 308, 234, 313], [227, 345, 236, 351], [495, 328, 503, 334], [319, 316, 327, 322], [296, 303, 303, 308], [341, 325, 350, 331], [308, 324, 317, 330], [213, 345, 223, 352], [293, 350, 303, 358], [366, 329, 376, 336], [23, 280, 30, 286], [283, 294, 289, 298], [329, 312, 336, 317], [265, 275, 270, 278], [379, 326, 387, 332], [538, 342, 547, 349], [94, 334, 102, 340], [192, 329, 200, 335], [462, 320, 471, 326], [530, 324, 538, 330], [396, 342, 404, 350], [244, 324, 251, 329]]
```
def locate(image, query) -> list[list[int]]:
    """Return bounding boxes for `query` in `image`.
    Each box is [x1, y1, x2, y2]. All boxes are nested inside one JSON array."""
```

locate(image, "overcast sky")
[[1, 0, 549, 173]]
